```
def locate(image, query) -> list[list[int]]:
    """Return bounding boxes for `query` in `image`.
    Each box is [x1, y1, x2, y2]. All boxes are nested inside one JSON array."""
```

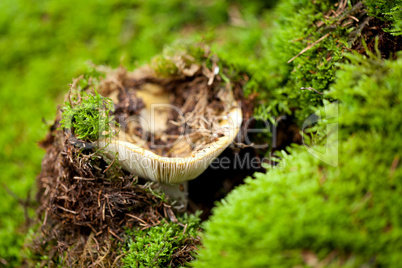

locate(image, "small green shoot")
[[60, 89, 117, 141]]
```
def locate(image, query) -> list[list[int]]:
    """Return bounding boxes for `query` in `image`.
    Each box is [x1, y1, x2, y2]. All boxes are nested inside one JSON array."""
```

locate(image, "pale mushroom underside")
[[99, 106, 242, 184]]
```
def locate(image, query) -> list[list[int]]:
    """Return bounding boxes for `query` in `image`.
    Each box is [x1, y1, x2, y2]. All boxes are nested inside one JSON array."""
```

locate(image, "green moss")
[[150, 42, 207, 77], [215, 0, 401, 126], [122, 213, 201, 268], [251, 0, 348, 122], [212, 0, 401, 151], [60, 89, 116, 141], [388, 5, 402, 36], [364, 0, 402, 36], [364, 0, 399, 17], [203, 0, 355, 145], [193, 53, 402, 267], [205, 0, 353, 152]]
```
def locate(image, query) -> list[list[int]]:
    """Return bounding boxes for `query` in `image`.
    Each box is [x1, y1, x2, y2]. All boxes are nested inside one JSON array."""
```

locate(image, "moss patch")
[[194, 52, 402, 267], [122, 213, 201, 268]]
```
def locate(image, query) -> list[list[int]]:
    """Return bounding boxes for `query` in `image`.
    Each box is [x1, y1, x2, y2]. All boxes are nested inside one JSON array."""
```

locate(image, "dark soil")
[[188, 114, 303, 220], [352, 17, 402, 59], [188, 147, 264, 220], [29, 117, 200, 267], [313, 1, 402, 60]]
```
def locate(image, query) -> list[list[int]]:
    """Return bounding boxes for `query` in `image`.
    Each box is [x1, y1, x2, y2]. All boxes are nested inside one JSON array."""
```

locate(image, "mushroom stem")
[[159, 182, 188, 212]]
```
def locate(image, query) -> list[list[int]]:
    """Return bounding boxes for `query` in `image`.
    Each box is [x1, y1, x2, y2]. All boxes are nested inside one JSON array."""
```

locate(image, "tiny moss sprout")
[[151, 43, 207, 77], [60, 89, 117, 141]]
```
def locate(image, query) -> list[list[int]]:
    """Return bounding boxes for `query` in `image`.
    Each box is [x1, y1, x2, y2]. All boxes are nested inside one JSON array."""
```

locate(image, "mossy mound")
[[193, 53, 402, 267], [26, 45, 253, 267], [29, 115, 200, 267]]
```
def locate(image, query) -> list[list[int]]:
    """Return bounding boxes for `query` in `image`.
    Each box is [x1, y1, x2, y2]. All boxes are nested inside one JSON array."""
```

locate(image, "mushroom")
[[96, 64, 243, 208], [98, 106, 242, 183]]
